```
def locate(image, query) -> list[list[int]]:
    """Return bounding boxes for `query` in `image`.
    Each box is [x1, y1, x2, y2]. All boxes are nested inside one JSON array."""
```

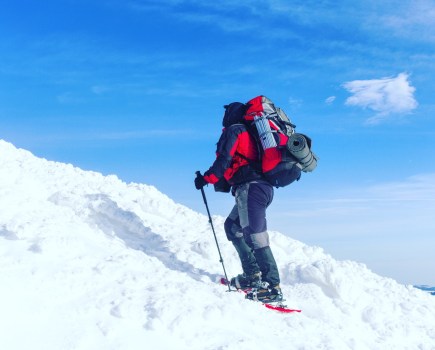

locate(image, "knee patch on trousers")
[[224, 217, 243, 241], [244, 230, 270, 250]]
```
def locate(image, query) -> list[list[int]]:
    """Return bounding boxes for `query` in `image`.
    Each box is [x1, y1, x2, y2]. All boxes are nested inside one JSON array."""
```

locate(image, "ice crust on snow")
[[0, 139, 434, 350]]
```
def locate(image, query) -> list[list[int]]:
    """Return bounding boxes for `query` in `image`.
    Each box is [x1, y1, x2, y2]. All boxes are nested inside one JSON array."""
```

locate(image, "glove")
[[194, 173, 208, 190]]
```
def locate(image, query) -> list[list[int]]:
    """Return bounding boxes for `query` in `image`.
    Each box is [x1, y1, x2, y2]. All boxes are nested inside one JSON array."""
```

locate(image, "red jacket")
[[204, 124, 263, 186]]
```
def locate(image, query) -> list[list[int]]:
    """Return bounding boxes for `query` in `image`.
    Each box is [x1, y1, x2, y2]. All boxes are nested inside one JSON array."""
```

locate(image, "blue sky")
[[1, 0, 435, 285]]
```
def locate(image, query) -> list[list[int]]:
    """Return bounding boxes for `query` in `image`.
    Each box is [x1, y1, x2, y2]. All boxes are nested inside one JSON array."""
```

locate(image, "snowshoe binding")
[[245, 283, 284, 304]]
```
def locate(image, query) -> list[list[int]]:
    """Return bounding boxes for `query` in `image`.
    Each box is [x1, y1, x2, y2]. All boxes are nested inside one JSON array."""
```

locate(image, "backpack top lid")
[[222, 102, 249, 127], [245, 96, 276, 120], [245, 95, 296, 135]]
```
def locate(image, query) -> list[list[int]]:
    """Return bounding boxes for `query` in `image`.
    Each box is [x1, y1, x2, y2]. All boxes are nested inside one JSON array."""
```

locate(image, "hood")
[[222, 102, 248, 127]]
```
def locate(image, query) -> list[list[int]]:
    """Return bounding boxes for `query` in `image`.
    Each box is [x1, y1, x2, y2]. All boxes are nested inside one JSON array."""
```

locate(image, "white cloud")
[[325, 96, 336, 104], [343, 73, 418, 125]]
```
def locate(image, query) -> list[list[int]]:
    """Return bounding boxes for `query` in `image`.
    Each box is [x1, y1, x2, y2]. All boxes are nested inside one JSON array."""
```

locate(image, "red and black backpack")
[[243, 96, 317, 188]]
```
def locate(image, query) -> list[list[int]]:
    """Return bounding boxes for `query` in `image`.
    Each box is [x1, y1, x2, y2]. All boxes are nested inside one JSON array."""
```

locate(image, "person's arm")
[[204, 127, 240, 184]]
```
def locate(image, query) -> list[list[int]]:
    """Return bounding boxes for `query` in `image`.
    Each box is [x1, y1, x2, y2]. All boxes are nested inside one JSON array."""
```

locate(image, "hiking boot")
[[268, 285, 284, 302], [230, 272, 261, 290], [246, 284, 284, 303]]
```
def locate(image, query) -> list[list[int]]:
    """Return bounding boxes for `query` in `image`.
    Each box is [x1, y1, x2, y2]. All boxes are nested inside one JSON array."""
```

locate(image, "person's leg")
[[252, 247, 279, 287], [224, 205, 259, 277], [236, 182, 280, 287]]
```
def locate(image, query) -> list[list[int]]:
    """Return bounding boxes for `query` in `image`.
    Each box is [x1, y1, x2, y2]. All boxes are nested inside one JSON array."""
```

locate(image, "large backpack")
[[243, 95, 318, 188]]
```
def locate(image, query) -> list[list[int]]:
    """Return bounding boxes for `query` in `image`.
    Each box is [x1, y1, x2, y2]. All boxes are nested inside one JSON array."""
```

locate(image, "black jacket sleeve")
[[203, 125, 241, 183]]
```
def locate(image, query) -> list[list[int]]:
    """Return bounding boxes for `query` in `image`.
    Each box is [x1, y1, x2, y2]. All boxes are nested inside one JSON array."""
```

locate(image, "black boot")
[[230, 272, 261, 290]]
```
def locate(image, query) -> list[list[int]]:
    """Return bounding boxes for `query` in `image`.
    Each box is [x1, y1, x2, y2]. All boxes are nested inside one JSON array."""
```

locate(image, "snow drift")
[[0, 139, 434, 350]]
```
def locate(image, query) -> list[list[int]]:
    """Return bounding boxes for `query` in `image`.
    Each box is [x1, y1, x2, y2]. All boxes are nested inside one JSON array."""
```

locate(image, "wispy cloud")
[[56, 92, 85, 104], [120, 0, 435, 79], [325, 96, 336, 105], [343, 73, 418, 125], [377, 0, 435, 43], [124, 0, 302, 39], [18, 128, 200, 143], [272, 172, 435, 240], [89, 129, 197, 140], [276, 173, 435, 217], [271, 172, 435, 285], [367, 173, 435, 201], [91, 85, 111, 95], [125, 0, 435, 41]]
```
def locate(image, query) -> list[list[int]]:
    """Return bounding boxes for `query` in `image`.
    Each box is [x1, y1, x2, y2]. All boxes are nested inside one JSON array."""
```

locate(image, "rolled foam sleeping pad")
[[287, 133, 317, 172]]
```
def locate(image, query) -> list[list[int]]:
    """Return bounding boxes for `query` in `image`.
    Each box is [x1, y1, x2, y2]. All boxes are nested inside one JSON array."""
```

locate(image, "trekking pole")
[[196, 171, 231, 291]]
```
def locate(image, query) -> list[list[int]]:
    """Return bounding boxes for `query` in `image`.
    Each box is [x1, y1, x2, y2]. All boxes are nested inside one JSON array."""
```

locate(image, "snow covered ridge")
[[1, 138, 435, 350], [415, 285, 435, 296]]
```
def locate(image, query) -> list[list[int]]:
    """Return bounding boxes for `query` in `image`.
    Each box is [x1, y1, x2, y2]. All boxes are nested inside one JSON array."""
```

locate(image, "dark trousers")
[[224, 181, 280, 286]]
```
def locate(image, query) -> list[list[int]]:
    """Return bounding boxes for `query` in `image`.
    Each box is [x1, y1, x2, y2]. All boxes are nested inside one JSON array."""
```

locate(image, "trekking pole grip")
[[196, 171, 207, 202]]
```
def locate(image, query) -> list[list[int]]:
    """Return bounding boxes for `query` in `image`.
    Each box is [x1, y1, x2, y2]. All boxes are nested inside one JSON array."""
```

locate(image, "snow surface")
[[1, 138, 435, 350]]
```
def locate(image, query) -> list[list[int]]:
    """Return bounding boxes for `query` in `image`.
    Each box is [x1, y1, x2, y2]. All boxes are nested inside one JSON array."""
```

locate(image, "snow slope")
[[0, 139, 434, 350]]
